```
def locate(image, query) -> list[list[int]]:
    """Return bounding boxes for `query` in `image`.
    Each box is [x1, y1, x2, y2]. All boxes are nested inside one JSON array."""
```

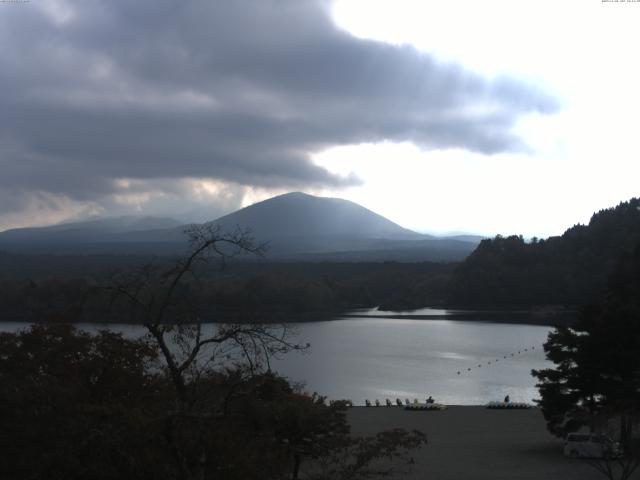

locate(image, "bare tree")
[[102, 224, 428, 480], [107, 224, 307, 479], [582, 412, 640, 480]]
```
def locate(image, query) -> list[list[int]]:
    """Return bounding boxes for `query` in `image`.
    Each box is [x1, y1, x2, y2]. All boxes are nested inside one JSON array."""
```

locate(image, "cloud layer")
[[0, 0, 557, 227]]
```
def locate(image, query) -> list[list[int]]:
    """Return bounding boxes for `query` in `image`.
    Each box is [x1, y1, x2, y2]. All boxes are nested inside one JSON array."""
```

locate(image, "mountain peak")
[[275, 191, 310, 199], [211, 192, 423, 241]]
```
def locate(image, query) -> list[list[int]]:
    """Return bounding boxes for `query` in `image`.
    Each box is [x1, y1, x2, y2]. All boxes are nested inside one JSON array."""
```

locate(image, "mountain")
[[0, 193, 480, 261], [448, 197, 640, 307], [445, 234, 486, 244], [207, 192, 479, 260], [0, 216, 186, 255], [210, 192, 424, 241], [0, 216, 181, 241]]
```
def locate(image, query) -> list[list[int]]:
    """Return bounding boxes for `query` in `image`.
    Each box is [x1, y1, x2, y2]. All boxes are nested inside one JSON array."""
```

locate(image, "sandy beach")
[[348, 406, 637, 480]]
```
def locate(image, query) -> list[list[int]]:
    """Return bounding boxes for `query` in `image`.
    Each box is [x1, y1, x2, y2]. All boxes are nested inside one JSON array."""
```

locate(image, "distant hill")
[[445, 235, 486, 244], [209, 192, 480, 260], [448, 197, 640, 307], [0, 216, 185, 254], [0, 216, 182, 242], [0, 192, 480, 261], [211, 192, 424, 240], [207, 192, 478, 260]]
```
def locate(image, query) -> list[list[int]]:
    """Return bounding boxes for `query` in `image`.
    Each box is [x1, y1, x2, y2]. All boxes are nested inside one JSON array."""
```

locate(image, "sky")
[[1, 0, 638, 237]]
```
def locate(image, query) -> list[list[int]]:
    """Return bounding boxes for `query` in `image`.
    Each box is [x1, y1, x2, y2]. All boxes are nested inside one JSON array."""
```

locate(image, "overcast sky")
[[1, 0, 638, 236]]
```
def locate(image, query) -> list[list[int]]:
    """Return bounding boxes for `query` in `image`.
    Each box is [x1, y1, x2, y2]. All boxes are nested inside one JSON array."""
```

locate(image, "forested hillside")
[[448, 198, 640, 307], [0, 256, 454, 323]]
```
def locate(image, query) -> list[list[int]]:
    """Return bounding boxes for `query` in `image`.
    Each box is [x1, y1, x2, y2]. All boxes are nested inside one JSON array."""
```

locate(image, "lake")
[[0, 308, 553, 405]]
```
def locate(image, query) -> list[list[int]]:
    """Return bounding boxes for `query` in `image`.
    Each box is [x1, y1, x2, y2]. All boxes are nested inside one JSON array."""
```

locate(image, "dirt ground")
[[347, 406, 638, 480]]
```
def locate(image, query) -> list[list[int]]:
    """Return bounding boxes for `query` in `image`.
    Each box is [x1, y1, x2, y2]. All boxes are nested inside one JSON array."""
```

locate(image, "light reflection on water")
[[0, 315, 552, 405], [348, 307, 455, 316], [271, 317, 552, 406]]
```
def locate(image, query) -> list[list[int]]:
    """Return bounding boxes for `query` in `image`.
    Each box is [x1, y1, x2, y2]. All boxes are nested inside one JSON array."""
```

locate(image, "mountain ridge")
[[0, 192, 480, 261]]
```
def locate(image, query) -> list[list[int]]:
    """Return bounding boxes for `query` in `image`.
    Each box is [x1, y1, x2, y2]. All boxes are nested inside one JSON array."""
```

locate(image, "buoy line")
[[455, 344, 539, 376]]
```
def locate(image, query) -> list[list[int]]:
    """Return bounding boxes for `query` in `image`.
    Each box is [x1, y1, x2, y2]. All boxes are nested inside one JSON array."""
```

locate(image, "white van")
[[564, 433, 620, 459]]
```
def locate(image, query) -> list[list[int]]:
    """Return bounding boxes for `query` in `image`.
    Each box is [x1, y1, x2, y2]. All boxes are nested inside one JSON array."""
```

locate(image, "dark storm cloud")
[[0, 0, 558, 208]]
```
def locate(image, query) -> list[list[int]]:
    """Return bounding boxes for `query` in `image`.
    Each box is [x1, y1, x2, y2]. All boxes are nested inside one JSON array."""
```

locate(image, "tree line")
[[0, 257, 455, 323], [448, 198, 640, 308]]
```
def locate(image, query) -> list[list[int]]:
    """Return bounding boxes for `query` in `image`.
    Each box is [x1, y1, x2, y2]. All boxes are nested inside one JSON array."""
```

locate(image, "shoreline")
[[347, 406, 621, 479], [340, 313, 573, 326], [0, 309, 574, 327]]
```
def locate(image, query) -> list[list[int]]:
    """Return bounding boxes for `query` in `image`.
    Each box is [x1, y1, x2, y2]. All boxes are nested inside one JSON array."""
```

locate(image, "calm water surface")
[[1, 309, 552, 405], [274, 315, 551, 405]]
